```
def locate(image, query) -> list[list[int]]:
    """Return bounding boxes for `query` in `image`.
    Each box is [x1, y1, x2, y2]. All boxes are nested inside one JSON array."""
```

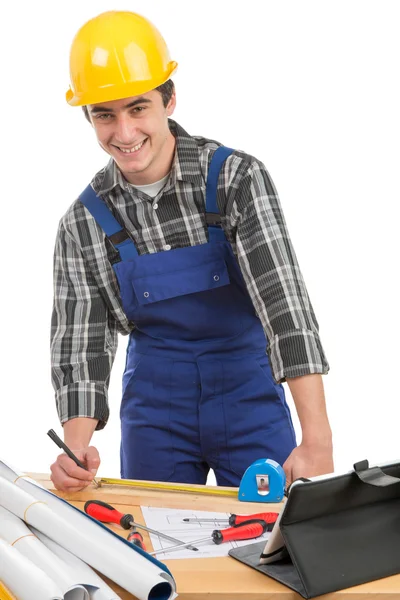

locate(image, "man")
[[50, 10, 333, 492]]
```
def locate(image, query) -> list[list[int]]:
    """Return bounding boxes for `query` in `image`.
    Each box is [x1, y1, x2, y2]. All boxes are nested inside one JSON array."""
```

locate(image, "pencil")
[[0, 580, 17, 600], [47, 429, 100, 488]]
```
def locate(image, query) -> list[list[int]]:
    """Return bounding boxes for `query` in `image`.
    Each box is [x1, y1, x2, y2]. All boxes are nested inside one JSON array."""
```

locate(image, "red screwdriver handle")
[[229, 512, 279, 526], [212, 519, 267, 544], [127, 529, 146, 551], [84, 500, 133, 529]]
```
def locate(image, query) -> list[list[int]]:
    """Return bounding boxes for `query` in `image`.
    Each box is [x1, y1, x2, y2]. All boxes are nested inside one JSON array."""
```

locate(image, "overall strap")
[[205, 146, 234, 227], [79, 184, 138, 260]]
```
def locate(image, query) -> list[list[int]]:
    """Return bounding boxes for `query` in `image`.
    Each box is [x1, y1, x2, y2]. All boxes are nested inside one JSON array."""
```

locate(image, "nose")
[[114, 114, 137, 145]]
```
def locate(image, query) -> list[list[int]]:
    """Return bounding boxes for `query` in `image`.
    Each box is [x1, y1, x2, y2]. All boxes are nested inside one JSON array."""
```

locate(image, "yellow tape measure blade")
[[99, 477, 238, 497]]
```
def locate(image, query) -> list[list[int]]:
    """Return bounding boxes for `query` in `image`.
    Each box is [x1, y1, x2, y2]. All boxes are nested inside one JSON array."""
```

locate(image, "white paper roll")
[[0, 538, 63, 600], [32, 528, 122, 600], [0, 505, 89, 600], [0, 463, 177, 600]]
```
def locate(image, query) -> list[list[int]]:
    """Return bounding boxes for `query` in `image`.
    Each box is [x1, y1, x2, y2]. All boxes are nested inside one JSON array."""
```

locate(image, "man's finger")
[[56, 453, 94, 481], [84, 446, 101, 475], [50, 476, 89, 493], [50, 465, 91, 492], [282, 460, 293, 491]]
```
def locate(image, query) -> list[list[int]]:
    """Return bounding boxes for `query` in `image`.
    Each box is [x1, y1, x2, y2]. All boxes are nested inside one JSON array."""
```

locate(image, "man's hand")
[[284, 374, 333, 487], [283, 440, 334, 488], [50, 446, 100, 492]]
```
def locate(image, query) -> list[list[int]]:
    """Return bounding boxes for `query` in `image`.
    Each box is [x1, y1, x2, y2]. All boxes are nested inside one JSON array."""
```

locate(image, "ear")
[[166, 91, 176, 117]]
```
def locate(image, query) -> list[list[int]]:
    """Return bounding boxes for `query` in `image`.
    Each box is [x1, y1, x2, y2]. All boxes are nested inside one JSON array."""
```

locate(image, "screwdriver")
[[153, 518, 269, 556], [84, 500, 198, 551], [127, 527, 147, 551], [183, 512, 278, 527]]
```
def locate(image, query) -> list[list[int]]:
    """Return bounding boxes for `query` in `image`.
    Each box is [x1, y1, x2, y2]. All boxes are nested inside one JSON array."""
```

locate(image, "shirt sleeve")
[[50, 220, 118, 430], [232, 159, 329, 382]]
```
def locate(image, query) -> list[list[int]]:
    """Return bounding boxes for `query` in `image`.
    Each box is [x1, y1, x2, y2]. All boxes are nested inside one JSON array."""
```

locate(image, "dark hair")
[[156, 79, 175, 107], [82, 79, 175, 122]]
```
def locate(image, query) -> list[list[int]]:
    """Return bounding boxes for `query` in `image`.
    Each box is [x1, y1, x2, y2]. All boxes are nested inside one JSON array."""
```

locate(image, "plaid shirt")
[[51, 119, 329, 430]]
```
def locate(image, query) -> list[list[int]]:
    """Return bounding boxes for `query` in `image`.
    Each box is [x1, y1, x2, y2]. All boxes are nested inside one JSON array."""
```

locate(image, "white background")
[[0, 1, 399, 482]]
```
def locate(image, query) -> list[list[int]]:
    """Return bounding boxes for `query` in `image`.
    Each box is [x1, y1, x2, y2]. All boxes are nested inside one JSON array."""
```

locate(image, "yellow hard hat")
[[66, 11, 178, 106]]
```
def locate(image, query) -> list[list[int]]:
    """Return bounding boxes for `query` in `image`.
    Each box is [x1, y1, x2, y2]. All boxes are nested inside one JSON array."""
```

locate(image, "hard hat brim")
[[66, 61, 178, 107]]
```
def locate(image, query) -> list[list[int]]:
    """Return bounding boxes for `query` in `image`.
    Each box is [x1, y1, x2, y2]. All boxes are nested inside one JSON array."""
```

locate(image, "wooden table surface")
[[29, 473, 400, 600]]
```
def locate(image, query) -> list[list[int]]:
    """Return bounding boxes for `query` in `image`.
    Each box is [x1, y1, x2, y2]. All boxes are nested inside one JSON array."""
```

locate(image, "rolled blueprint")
[[32, 528, 122, 600], [0, 461, 177, 600], [0, 505, 89, 600], [0, 538, 63, 600]]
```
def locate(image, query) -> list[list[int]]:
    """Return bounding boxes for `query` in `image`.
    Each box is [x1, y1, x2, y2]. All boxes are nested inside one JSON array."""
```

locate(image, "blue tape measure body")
[[238, 458, 286, 503]]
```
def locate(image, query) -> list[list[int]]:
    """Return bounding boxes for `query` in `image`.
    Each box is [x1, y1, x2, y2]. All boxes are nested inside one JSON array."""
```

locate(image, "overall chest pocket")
[[132, 257, 230, 305]]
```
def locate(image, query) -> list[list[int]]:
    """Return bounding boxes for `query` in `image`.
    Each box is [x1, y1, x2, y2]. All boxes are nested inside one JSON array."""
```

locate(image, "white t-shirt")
[[130, 173, 170, 199]]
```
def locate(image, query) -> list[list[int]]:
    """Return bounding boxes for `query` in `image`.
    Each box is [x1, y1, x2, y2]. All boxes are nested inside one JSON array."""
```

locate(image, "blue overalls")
[[80, 147, 296, 486]]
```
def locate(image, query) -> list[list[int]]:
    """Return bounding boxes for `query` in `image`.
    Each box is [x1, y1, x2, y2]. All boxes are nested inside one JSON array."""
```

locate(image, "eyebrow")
[[89, 97, 152, 114]]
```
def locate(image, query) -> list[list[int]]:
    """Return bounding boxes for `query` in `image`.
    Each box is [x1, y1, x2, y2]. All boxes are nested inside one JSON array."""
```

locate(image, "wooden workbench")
[[30, 474, 400, 600]]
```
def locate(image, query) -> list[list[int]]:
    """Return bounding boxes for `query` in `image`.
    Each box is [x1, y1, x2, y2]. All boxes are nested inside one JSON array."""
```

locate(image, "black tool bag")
[[229, 460, 400, 598]]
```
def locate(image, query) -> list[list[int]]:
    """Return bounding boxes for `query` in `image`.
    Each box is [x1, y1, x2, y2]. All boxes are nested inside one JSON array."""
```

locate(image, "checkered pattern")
[[51, 120, 329, 429]]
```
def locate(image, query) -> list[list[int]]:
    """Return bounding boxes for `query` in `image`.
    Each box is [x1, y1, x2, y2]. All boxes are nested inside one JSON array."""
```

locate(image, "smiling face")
[[87, 89, 177, 185]]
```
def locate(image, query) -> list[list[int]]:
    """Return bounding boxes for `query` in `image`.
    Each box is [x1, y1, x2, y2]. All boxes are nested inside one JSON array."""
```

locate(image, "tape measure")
[[99, 458, 285, 502], [98, 477, 238, 497], [238, 458, 286, 503]]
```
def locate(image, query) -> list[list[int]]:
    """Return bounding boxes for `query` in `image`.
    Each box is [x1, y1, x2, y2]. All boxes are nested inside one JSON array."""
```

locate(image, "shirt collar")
[[97, 119, 203, 195]]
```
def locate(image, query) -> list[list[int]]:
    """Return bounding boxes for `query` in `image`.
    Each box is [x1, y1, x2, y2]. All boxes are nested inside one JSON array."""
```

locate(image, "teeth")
[[119, 140, 145, 153]]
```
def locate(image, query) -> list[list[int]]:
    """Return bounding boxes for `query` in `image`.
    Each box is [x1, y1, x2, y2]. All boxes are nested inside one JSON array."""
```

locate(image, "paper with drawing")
[[141, 506, 271, 559]]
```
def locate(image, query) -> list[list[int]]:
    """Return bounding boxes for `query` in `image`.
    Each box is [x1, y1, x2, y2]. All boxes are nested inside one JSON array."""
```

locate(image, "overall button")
[[213, 275, 220, 281], [153, 203, 159, 210], [144, 292, 150, 298], [164, 244, 171, 251]]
